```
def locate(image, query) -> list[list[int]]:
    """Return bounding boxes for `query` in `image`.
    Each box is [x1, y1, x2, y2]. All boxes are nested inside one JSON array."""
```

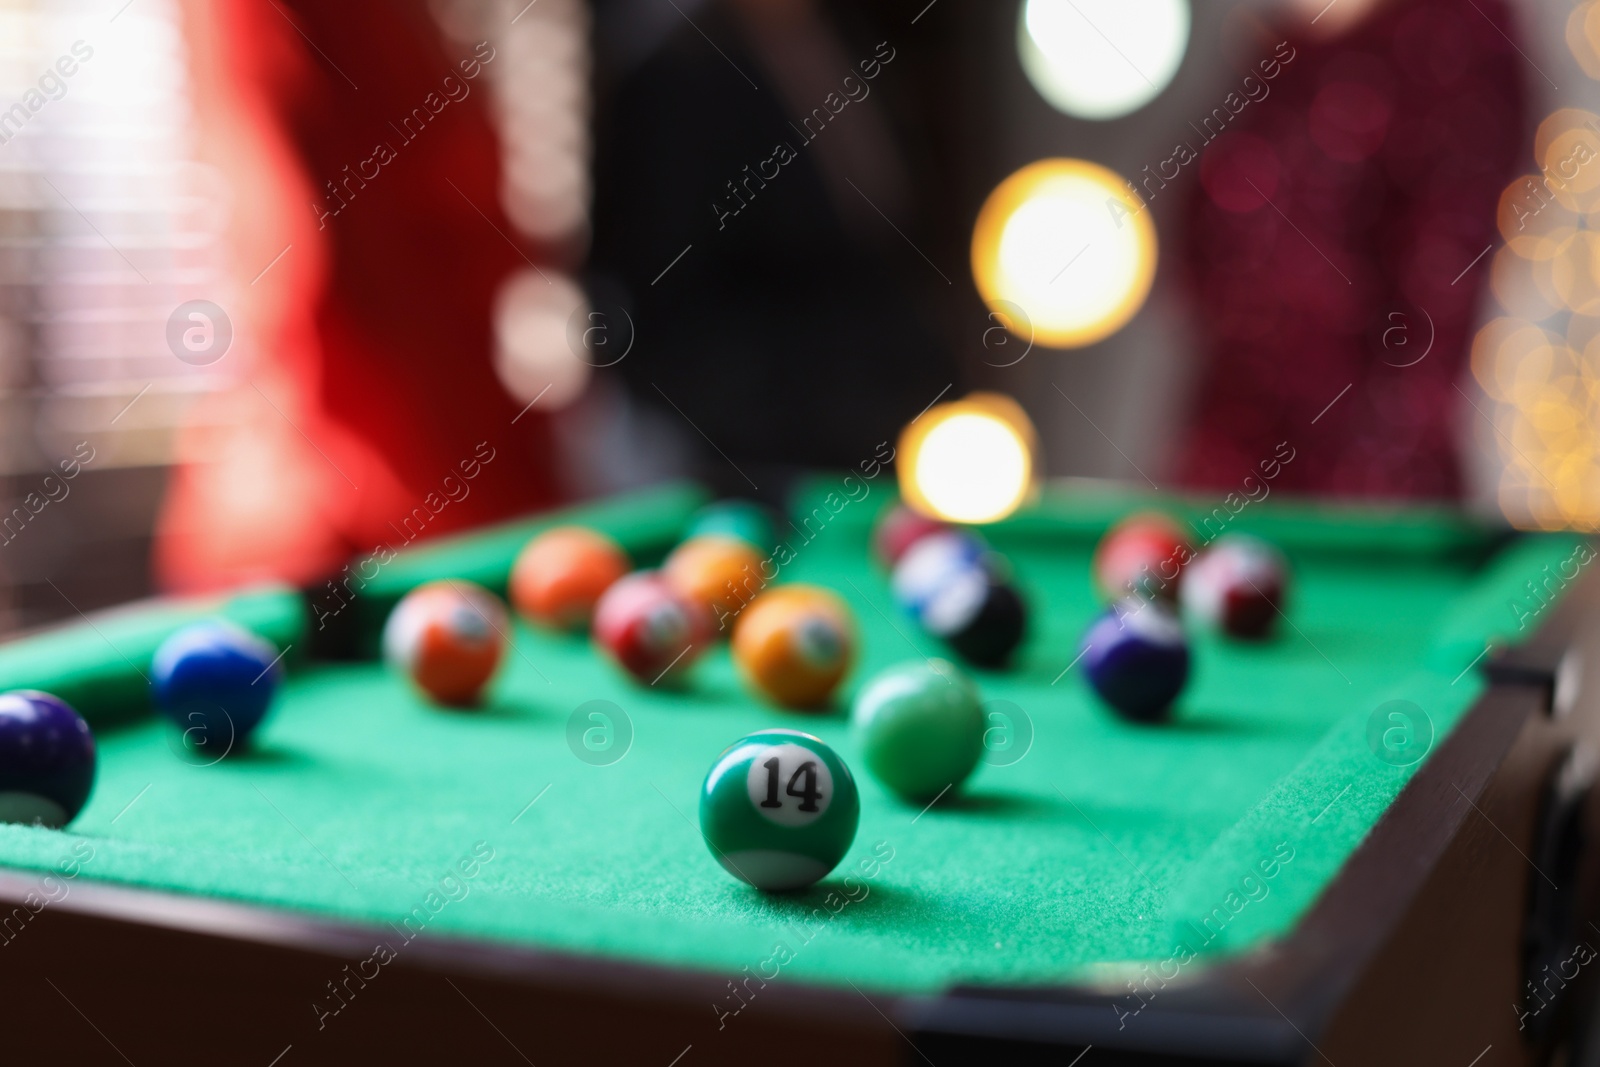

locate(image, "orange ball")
[[510, 526, 629, 630], [662, 535, 767, 631], [733, 585, 855, 709], [383, 580, 508, 707]]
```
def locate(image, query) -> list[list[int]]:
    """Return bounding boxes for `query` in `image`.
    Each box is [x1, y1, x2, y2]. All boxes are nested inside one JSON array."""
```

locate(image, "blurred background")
[[0, 0, 1585, 629]]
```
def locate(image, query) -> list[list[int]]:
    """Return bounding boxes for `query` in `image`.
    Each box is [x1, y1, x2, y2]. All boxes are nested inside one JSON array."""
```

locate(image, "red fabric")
[[157, 0, 558, 593], [1176, 0, 1527, 499]]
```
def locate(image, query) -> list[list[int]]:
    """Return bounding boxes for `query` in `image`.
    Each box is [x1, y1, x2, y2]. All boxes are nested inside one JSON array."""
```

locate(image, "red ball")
[[1181, 535, 1287, 639], [873, 505, 949, 568], [1093, 513, 1191, 603], [593, 572, 712, 684]]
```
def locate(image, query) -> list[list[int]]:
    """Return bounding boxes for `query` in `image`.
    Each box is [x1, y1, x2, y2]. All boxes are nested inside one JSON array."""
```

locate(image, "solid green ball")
[[852, 658, 984, 802], [700, 729, 860, 891]]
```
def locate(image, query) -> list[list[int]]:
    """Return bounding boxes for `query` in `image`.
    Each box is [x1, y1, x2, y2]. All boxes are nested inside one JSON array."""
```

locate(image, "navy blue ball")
[[152, 622, 282, 755], [0, 691, 96, 827], [1080, 601, 1190, 723]]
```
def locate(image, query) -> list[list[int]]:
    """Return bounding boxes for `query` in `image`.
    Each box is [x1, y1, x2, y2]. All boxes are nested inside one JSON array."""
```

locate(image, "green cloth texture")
[[0, 481, 1580, 997]]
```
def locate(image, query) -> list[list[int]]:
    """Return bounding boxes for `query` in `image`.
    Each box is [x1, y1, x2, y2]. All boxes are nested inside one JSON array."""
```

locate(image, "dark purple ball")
[[1080, 601, 1191, 724], [0, 690, 96, 828]]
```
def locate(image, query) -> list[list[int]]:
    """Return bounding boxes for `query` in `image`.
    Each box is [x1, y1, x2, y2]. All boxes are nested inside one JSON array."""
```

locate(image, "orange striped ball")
[[733, 585, 855, 709], [383, 580, 508, 706]]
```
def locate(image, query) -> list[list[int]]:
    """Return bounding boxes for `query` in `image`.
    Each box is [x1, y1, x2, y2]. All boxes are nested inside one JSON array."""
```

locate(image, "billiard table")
[[1, 480, 1598, 1066]]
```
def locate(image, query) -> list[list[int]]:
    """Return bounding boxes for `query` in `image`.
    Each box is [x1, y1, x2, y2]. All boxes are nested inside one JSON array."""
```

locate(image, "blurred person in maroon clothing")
[[157, 0, 560, 594], [1176, 0, 1527, 498]]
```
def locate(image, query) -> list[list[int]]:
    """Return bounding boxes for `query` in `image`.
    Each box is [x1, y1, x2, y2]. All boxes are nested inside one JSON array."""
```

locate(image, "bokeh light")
[[971, 159, 1157, 349], [1535, 110, 1600, 214], [1568, 2, 1600, 81], [492, 269, 591, 410], [1491, 244, 1563, 322], [1018, 0, 1189, 120], [1474, 311, 1600, 532], [1498, 174, 1577, 260], [898, 393, 1039, 525], [1551, 231, 1600, 315]]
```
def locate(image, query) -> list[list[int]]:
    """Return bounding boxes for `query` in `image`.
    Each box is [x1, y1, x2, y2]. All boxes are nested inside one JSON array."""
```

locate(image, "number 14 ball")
[[700, 729, 860, 892]]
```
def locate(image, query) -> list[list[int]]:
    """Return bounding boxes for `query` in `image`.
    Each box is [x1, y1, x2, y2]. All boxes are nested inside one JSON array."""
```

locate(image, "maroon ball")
[[1181, 535, 1288, 639], [874, 505, 949, 568], [593, 572, 712, 684]]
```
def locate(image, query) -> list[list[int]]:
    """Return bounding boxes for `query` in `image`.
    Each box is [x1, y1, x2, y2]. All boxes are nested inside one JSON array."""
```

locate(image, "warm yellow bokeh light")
[[1551, 231, 1600, 315], [898, 393, 1039, 524], [1479, 306, 1600, 532], [1491, 244, 1564, 321], [972, 159, 1157, 349], [1536, 110, 1600, 213], [1498, 174, 1577, 260], [1018, 0, 1189, 120], [1472, 318, 1562, 403], [1568, 2, 1600, 81]]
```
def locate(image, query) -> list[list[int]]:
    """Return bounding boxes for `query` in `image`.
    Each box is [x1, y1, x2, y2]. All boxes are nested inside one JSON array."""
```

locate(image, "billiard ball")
[[685, 500, 777, 555], [917, 564, 1027, 668], [890, 530, 985, 617], [152, 621, 284, 753], [383, 580, 508, 706], [663, 535, 766, 629], [892, 532, 1027, 668], [873, 504, 949, 567], [1093, 513, 1192, 603], [1079, 599, 1191, 723], [851, 659, 984, 802], [699, 728, 860, 891], [510, 526, 628, 631], [593, 571, 711, 684], [732, 585, 855, 708], [0, 691, 95, 828], [1182, 534, 1288, 639]]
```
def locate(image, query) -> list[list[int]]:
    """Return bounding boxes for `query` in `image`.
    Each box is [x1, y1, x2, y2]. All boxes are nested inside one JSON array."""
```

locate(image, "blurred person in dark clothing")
[[587, 0, 962, 497]]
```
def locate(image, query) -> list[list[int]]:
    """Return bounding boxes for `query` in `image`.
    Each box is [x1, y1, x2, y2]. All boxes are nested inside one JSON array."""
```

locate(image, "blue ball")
[[0, 691, 96, 827], [152, 622, 282, 755], [1080, 600, 1190, 723], [890, 531, 987, 618]]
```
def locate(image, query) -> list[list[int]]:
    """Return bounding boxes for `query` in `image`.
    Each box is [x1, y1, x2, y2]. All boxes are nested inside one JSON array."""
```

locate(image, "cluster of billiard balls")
[[377, 503, 862, 712], [0, 501, 1292, 905], [0, 619, 286, 829], [1080, 513, 1291, 722], [509, 502, 860, 708], [376, 499, 1001, 895], [823, 517, 1288, 903]]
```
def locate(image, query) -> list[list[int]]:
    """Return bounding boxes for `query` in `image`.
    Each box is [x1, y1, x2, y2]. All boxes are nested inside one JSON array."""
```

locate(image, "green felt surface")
[[0, 484, 1583, 995]]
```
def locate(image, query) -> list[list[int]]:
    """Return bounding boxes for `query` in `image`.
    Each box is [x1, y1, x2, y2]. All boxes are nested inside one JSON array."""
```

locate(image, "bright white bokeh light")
[[1019, 0, 1190, 120], [913, 413, 1032, 524], [972, 159, 1156, 349]]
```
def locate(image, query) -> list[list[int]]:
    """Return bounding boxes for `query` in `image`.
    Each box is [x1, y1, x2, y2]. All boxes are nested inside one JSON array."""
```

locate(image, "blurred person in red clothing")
[[156, 0, 561, 595], [158, 0, 959, 597], [1176, 0, 1527, 498]]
